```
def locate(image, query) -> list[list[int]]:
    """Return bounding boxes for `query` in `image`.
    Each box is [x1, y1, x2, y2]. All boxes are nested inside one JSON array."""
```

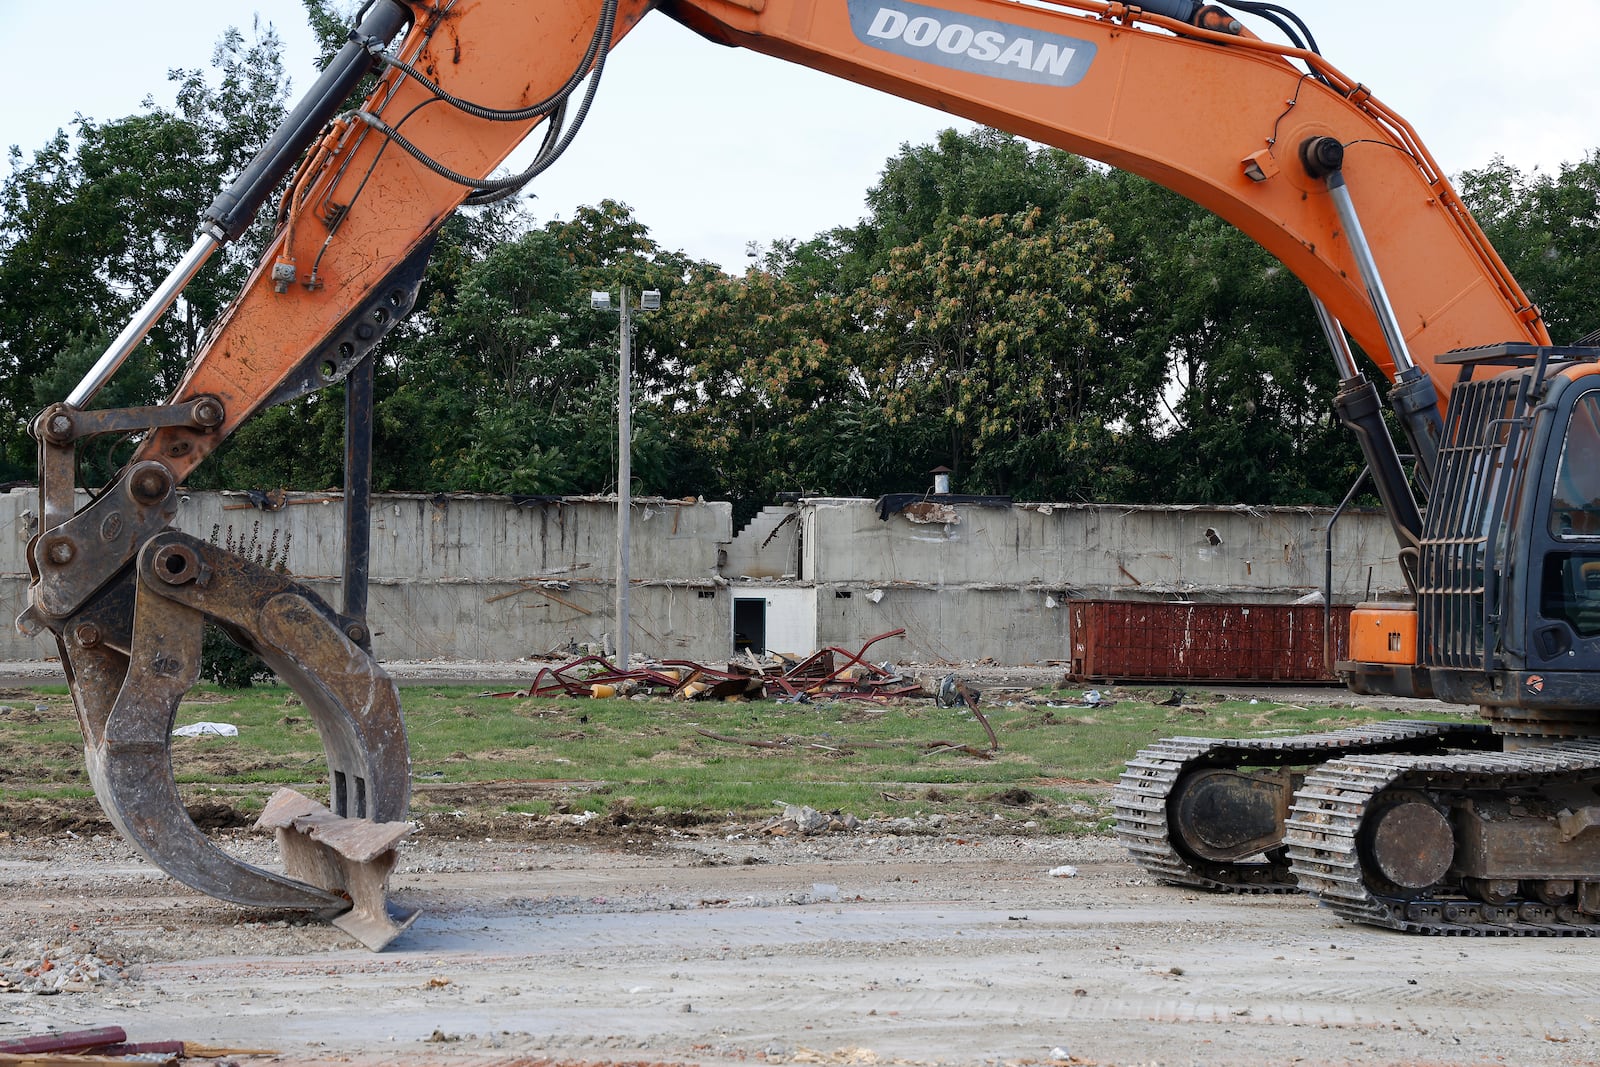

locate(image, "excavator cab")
[[1338, 345, 1600, 727], [1411, 345, 1600, 736]]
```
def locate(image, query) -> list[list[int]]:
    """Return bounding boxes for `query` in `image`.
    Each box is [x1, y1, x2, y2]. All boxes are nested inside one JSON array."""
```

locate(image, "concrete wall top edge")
[[3, 485, 1375, 520], [796, 495, 1380, 518]]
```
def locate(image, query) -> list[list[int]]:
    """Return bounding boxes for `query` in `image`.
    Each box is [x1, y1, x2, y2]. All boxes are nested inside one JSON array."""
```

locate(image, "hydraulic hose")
[[355, 0, 619, 205], [378, 0, 615, 123], [204, 0, 411, 241]]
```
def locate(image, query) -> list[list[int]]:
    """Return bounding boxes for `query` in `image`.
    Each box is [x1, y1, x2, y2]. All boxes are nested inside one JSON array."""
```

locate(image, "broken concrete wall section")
[[4, 490, 1403, 667], [733, 497, 1403, 665], [1, 491, 731, 663]]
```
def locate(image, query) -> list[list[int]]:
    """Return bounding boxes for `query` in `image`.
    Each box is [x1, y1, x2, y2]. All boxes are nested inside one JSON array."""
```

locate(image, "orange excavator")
[[20, 0, 1600, 943]]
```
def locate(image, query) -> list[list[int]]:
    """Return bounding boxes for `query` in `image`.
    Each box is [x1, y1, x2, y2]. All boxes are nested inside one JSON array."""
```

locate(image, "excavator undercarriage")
[[1114, 721, 1499, 893], [1118, 341, 1600, 934], [1117, 728, 1600, 935]]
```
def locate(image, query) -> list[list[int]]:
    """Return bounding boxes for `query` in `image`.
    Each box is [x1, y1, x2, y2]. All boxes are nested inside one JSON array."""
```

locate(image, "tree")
[[1461, 153, 1600, 344], [649, 127, 1363, 510], [832, 127, 1094, 289], [0, 21, 291, 481], [860, 208, 1133, 497], [368, 200, 722, 497], [818, 128, 1357, 504], [1067, 169, 1356, 504], [659, 257, 906, 514]]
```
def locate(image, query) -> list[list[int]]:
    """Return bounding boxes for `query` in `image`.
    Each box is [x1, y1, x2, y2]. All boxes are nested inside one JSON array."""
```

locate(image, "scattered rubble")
[[0, 943, 130, 995], [502, 629, 928, 704], [761, 803, 862, 836]]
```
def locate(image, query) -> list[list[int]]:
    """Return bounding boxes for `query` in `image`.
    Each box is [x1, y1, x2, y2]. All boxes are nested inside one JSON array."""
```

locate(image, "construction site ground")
[[1, 660, 1596, 1067]]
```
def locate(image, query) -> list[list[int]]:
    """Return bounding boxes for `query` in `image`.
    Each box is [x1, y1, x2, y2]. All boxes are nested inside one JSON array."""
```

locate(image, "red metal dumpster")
[[1067, 600, 1353, 683]]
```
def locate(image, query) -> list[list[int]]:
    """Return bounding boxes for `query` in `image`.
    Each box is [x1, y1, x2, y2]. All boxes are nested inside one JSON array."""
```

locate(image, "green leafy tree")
[[369, 200, 721, 496], [861, 208, 1133, 497], [0, 21, 291, 480], [1068, 170, 1355, 504], [798, 127, 1356, 504], [832, 127, 1094, 289], [1461, 153, 1600, 344], [659, 258, 908, 515]]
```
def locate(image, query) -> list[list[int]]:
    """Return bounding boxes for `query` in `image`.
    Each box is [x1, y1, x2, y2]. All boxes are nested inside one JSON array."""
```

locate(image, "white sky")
[[3, 1, 1599, 273]]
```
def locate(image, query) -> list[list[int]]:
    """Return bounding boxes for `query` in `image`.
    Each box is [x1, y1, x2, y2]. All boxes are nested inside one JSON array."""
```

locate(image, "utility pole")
[[592, 285, 659, 667], [615, 285, 633, 667]]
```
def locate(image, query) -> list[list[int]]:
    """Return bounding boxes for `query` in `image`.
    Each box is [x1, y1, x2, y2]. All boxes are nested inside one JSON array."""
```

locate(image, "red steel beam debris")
[[0, 1029, 128, 1056]]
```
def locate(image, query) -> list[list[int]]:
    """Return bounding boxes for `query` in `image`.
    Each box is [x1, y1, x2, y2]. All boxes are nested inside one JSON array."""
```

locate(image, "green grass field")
[[0, 680, 1463, 837]]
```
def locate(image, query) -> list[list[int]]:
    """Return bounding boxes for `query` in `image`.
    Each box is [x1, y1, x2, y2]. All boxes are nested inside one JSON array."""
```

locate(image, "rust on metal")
[[0, 1028, 127, 1056], [1069, 600, 1353, 683], [1368, 797, 1454, 889]]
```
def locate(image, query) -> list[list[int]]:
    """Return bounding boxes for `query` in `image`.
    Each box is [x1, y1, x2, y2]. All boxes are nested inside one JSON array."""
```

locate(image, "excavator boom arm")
[[663, 0, 1545, 375], [24, 0, 1554, 942], [128, 0, 1544, 483]]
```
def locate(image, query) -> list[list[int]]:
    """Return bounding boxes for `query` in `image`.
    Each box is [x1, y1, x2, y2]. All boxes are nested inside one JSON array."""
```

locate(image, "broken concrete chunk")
[[254, 787, 418, 950]]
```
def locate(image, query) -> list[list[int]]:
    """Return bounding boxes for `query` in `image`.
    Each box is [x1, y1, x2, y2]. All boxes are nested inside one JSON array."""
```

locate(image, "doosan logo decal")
[[849, 0, 1096, 87]]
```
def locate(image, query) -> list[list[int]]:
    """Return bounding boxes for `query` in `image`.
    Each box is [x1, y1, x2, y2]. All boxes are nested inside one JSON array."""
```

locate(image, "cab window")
[[1550, 391, 1600, 538]]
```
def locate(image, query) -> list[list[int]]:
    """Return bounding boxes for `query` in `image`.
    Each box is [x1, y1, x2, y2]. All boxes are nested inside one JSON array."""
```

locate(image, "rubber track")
[[1114, 720, 1495, 893], [1287, 740, 1600, 935]]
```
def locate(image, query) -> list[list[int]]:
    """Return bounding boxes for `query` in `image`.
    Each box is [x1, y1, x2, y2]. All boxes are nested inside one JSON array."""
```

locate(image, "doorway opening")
[[734, 597, 767, 653]]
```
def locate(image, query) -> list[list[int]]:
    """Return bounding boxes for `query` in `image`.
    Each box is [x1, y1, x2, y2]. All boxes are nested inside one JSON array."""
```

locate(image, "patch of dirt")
[[0, 796, 112, 835], [411, 807, 718, 842], [169, 752, 309, 778], [185, 800, 256, 831], [0, 742, 85, 781], [988, 786, 1038, 806]]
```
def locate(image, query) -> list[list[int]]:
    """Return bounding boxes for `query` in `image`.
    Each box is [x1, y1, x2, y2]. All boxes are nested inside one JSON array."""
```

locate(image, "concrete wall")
[[724, 505, 801, 580], [0, 490, 38, 661], [782, 498, 1404, 664], [815, 583, 1070, 665], [4, 488, 1406, 668], [2, 490, 732, 663], [800, 498, 1402, 599]]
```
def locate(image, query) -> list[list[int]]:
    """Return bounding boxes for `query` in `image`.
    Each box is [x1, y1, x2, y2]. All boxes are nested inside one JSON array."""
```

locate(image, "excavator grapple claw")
[[135, 532, 412, 825], [57, 529, 414, 946]]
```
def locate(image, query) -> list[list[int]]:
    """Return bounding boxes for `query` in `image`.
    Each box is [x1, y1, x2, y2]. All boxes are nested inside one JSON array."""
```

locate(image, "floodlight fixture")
[[590, 291, 612, 311], [640, 289, 662, 311]]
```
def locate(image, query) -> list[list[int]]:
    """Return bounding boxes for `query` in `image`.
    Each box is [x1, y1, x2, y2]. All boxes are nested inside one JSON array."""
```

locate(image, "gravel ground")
[[1, 822, 1597, 1067]]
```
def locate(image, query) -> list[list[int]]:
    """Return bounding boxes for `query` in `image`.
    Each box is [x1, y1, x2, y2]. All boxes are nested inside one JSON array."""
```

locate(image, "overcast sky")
[[4, 1, 1599, 273]]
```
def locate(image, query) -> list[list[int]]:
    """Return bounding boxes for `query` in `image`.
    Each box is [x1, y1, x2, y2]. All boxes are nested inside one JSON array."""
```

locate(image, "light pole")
[[590, 285, 660, 666]]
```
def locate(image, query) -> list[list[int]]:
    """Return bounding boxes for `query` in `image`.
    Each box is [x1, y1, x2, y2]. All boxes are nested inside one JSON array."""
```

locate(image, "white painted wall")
[[733, 585, 818, 657]]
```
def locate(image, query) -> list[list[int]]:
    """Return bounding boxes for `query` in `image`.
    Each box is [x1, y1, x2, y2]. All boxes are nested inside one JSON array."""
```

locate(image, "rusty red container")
[[1067, 600, 1352, 683]]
